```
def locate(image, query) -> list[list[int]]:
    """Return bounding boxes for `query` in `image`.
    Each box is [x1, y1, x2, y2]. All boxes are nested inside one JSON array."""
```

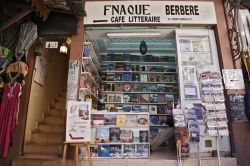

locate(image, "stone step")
[[38, 124, 65, 133], [54, 102, 66, 110], [31, 132, 64, 144], [48, 109, 66, 117], [44, 116, 65, 125], [24, 143, 62, 156]]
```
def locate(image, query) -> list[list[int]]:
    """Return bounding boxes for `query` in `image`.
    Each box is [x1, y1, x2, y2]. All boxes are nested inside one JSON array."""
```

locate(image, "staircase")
[[12, 92, 66, 166]]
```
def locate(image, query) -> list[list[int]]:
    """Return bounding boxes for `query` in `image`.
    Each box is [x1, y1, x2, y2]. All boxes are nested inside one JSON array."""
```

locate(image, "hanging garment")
[[0, 82, 21, 158]]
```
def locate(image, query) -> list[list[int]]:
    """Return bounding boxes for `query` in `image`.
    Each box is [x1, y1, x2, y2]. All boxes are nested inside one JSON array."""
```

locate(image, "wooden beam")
[[0, 8, 34, 32]]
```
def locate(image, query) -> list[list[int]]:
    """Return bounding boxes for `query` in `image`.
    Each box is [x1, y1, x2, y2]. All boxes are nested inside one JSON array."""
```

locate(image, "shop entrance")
[[83, 28, 178, 160]]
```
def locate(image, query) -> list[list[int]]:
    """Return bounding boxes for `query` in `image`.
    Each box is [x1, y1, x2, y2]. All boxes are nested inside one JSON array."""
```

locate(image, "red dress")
[[0, 82, 21, 158]]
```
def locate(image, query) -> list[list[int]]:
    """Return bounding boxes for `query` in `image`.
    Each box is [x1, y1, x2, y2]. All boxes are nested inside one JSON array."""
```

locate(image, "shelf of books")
[[83, 42, 101, 67]]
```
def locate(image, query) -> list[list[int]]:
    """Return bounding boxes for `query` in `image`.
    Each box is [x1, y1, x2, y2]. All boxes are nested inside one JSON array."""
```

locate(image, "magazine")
[[149, 105, 157, 114], [140, 105, 149, 112], [150, 115, 159, 125], [92, 114, 104, 126], [132, 129, 140, 143], [136, 144, 149, 157], [120, 129, 133, 143], [116, 115, 126, 126], [138, 115, 148, 126], [95, 128, 109, 143], [98, 145, 110, 157], [126, 115, 138, 126], [123, 105, 132, 112], [139, 130, 149, 143], [110, 145, 122, 157], [109, 127, 120, 142], [104, 114, 116, 126], [123, 145, 136, 157]]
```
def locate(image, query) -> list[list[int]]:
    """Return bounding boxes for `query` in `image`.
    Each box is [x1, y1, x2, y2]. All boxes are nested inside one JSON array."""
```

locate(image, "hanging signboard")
[[67, 60, 80, 101], [222, 69, 245, 89], [84, 1, 216, 25], [66, 101, 91, 142]]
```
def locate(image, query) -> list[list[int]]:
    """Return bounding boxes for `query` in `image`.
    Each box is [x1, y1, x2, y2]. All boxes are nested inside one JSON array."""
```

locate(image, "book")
[[123, 105, 132, 112], [155, 75, 165, 82], [114, 54, 123, 61], [148, 74, 156, 82], [157, 84, 165, 92], [109, 127, 120, 142], [157, 106, 166, 114], [123, 83, 132, 92], [107, 73, 115, 81], [123, 94, 131, 103], [132, 129, 140, 143], [141, 84, 148, 92], [165, 94, 174, 102], [123, 54, 131, 61], [105, 104, 116, 112], [131, 94, 140, 102], [124, 64, 131, 71], [110, 145, 122, 157], [138, 115, 148, 126], [140, 65, 147, 71], [159, 116, 168, 125], [122, 72, 132, 81], [116, 115, 126, 126], [132, 105, 140, 112], [108, 94, 123, 103], [136, 144, 149, 157], [149, 105, 157, 114], [139, 130, 149, 143], [131, 84, 141, 92], [148, 83, 158, 92], [158, 94, 166, 103], [92, 114, 104, 126], [106, 54, 115, 61], [104, 114, 116, 126], [115, 63, 125, 71], [126, 115, 138, 126], [131, 64, 140, 71], [115, 83, 124, 92], [98, 145, 110, 157], [132, 73, 140, 82], [95, 128, 109, 143], [115, 73, 123, 81], [123, 145, 136, 157], [140, 105, 149, 112], [115, 104, 123, 112], [108, 64, 115, 71], [140, 94, 149, 103], [150, 115, 159, 125], [140, 74, 148, 82], [101, 64, 108, 71], [120, 129, 133, 143], [150, 128, 158, 141], [90, 145, 98, 157], [149, 94, 158, 103]]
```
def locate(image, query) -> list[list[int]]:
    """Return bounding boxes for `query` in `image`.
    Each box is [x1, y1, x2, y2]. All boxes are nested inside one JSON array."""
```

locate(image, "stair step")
[[12, 155, 62, 166], [24, 143, 62, 155], [44, 116, 65, 125], [57, 97, 66, 103], [31, 132, 64, 144], [49, 109, 66, 117], [54, 103, 66, 110], [39, 124, 64, 133]]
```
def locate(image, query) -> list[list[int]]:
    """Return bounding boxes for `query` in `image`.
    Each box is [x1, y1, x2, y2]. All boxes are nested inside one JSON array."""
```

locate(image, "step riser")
[[44, 117, 65, 125], [58, 98, 66, 103], [31, 134, 64, 144], [54, 103, 66, 110], [49, 109, 66, 117], [24, 145, 62, 155], [39, 125, 64, 133]]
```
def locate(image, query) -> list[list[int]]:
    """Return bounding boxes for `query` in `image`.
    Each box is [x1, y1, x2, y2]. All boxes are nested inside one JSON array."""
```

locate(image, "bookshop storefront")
[[66, 0, 236, 165]]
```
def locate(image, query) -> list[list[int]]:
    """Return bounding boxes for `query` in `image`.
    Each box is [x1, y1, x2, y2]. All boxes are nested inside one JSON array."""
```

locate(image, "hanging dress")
[[0, 82, 21, 158]]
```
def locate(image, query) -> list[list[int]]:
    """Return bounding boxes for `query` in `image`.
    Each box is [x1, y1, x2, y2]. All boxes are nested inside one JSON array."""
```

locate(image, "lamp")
[[59, 42, 68, 55], [107, 32, 162, 38]]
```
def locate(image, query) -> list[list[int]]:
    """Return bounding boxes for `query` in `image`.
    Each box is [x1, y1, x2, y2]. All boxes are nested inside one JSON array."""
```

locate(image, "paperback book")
[[140, 94, 149, 103], [123, 145, 136, 157], [95, 128, 109, 143], [149, 94, 158, 103], [98, 145, 110, 157], [110, 145, 122, 157], [109, 127, 120, 142]]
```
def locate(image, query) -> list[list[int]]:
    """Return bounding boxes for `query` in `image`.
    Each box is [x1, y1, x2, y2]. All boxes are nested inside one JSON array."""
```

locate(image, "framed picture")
[[183, 84, 199, 99]]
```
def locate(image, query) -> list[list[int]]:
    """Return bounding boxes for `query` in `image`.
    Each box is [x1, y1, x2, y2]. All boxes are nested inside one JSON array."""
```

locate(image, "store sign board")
[[67, 60, 80, 101], [84, 1, 216, 25], [66, 101, 91, 142], [222, 69, 245, 89]]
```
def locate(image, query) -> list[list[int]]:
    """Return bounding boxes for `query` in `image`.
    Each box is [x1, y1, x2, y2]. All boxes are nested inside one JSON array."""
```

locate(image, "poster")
[[222, 69, 245, 89], [66, 101, 91, 142], [67, 60, 80, 100]]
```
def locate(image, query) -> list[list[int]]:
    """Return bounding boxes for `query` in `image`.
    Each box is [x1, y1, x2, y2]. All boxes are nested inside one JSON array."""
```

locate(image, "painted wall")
[[24, 46, 68, 143]]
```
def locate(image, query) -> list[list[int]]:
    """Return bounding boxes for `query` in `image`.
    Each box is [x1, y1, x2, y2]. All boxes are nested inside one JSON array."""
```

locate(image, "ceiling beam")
[[0, 8, 34, 32]]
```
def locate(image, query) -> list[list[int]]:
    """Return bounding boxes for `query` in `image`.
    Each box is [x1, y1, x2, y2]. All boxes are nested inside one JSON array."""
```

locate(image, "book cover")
[[139, 130, 149, 143], [95, 128, 109, 143], [140, 94, 149, 103], [122, 72, 132, 81], [131, 94, 140, 102], [106, 54, 115, 61], [92, 114, 104, 126], [110, 145, 122, 157], [132, 105, 141, 112], [149, 94, 158, 103], [138, 115, 148, 126], [114, 83, 124, 92], [150, 128, 158, 141], [157, 84, 165, 92], [165, 94, 174, 102], [115, 104, 123, 112], [158, 94, 166, 103], [155, 75, 165, 82], [140, 105, 149, 112], [105, 104, 116, 112], [148, 83, 158, 92], [123, 145, 136, 157], [141, 84, 148, 92], [107, 73, 115, 81], [123, 83, 132, 92], [108, 94, 123, 103], [115, 73, 123, 81], [109, 127, 120, 142], [149, 105, 157, 114], [131, 65, 140, 71], [148, 74, 156, 82], [120, 129, 133, 143], [140, 74, 148, 82], [123, 54, 131, 61], [157, 106, 166, 114], [104, 114, 116, 126], [140, 65, 147, 71], [114, 54, 123, 61], [115, 63, 125, 71], [159, 116, 168, 125], [97, 102, 105, 111], [98, 145, 110, 157], [131, 84, 141, 92], [123, 94, 132, 103], [132, 73, 140, 82], [150, 115, 159, 125], [132, 129, 140, 143], [136, 144, 149, 157], [108, 64, 115, 71], [101, 64, 108, 71], [116, 115, 126, 126], [90, 145, 98, 157], [126, 115, 138, 126], [124, 64, 131, 71], [123, 105, 132, 112]]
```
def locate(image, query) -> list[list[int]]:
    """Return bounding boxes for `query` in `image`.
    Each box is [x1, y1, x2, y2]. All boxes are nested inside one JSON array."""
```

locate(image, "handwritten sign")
[[229, 94, 247, 121], [67, 60, 80, 101], [84, 1, 216, 25], [222, 69, 245, 89], [66, 101, 91, 142]]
